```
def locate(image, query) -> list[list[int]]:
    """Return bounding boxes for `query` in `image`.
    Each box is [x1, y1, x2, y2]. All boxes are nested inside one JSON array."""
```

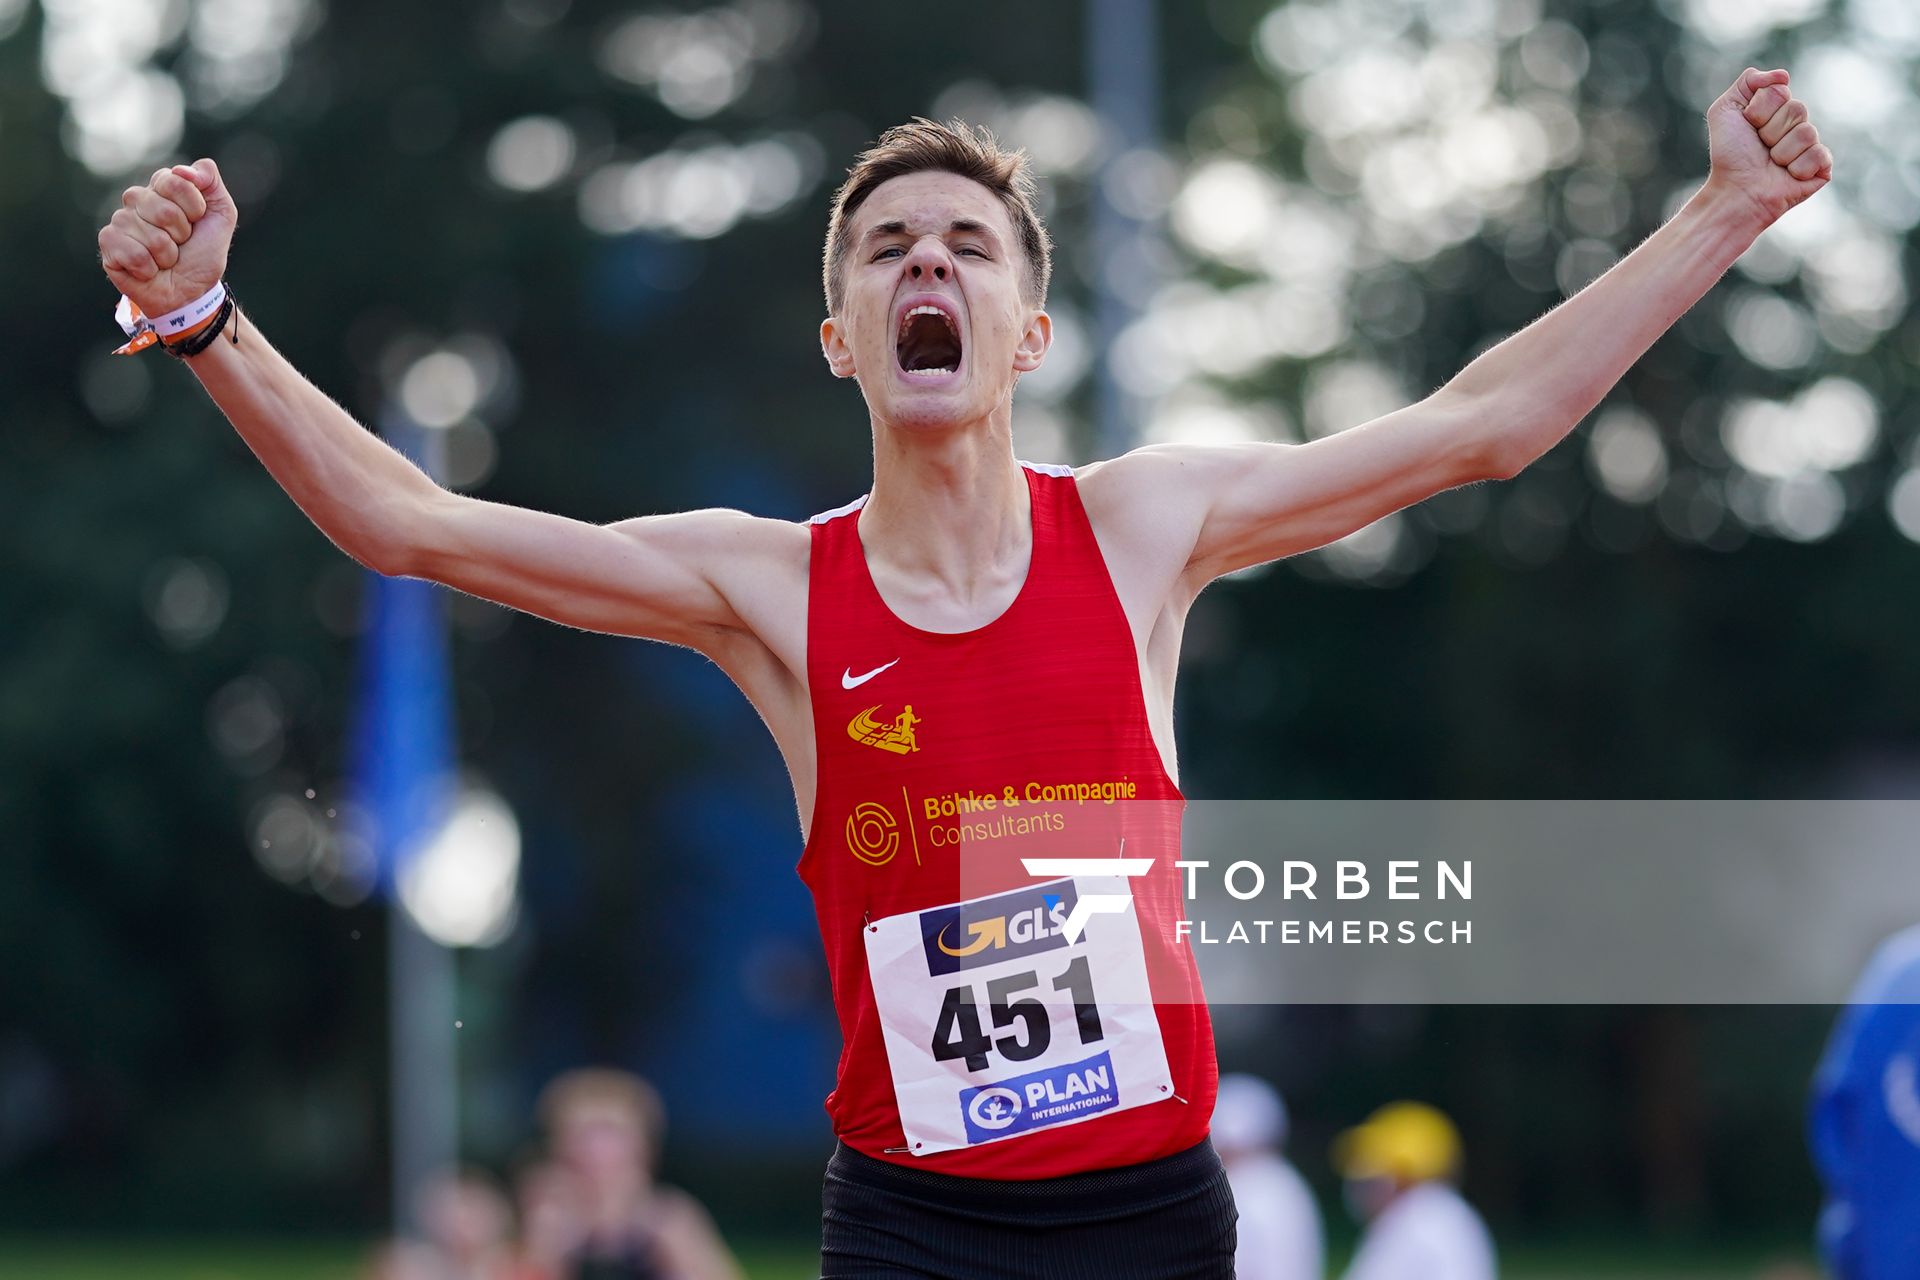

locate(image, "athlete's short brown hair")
[[822, 117, 1053, 315]]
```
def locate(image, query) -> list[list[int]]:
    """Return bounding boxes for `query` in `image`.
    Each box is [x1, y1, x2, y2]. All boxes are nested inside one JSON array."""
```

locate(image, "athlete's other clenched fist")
[[97, 158, 237, 320], [1704, 68, 1834, 230]]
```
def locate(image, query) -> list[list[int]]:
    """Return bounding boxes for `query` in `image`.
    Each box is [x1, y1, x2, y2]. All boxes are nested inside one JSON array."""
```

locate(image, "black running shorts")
[[818, 1137, 1238, 1280]]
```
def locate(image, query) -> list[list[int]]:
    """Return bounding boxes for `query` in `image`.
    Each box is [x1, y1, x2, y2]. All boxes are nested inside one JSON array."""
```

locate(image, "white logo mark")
[[1021, 855, 1155, 944], [967, 1087, 1023, 1130], [842, 658, 900, 689]]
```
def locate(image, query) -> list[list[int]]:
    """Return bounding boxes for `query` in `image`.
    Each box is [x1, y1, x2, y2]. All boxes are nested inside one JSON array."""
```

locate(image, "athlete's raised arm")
[[96, 159, 800, 656], [1087, 68, 1833, 588]]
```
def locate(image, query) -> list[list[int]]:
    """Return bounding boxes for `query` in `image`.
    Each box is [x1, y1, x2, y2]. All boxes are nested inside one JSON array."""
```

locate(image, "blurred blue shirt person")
[[1811, 925, 1920, 1280], [1212, 1074, 1324, 1280]]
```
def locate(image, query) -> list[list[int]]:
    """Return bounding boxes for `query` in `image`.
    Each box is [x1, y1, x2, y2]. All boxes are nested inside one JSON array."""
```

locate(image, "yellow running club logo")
[[844, 801, 900, 866], [847, 704, 922, 754]]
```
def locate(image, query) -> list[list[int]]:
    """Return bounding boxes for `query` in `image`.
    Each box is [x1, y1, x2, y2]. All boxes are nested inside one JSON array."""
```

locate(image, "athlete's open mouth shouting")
[[894, 296, 963, 378]]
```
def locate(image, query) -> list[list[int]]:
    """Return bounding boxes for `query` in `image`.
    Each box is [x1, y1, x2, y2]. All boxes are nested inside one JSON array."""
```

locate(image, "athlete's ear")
[[820, 316, 857, 379], [1011, 309, 1052, 374]]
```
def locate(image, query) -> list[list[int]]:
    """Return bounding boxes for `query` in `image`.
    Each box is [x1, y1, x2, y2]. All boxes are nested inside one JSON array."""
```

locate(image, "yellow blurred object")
[[1331, 1101, 1463, 1182]]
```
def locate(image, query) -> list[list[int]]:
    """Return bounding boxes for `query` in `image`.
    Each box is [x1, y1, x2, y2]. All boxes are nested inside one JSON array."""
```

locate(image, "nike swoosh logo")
[[842, 659, 899, 690]]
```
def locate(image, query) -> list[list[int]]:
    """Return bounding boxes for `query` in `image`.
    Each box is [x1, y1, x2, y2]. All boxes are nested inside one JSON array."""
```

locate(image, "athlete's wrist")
[[111, 278, 243, 359], [162, 291, 239, 358], [1683, 179, 1771, 255]]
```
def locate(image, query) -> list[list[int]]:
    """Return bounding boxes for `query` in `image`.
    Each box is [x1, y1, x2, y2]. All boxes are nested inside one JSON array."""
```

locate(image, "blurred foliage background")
[[3, 0, 1919, 1268]]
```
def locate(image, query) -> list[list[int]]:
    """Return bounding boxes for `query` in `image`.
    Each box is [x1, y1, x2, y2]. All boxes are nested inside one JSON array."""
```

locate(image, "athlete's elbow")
[[352, 537, 409, 578], [1433, 391, 1529, 483], [342, 498, 435, 579], [324, 522, 406, 577], [1471, 387, 1601, 482], [1481, 414, 1583, 482], [1479, 437, 1531, 482]]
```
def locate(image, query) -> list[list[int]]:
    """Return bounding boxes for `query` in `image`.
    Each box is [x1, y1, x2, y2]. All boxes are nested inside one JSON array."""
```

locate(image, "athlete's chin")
[[879, 381, 987, 431], [887, 405, 987, 433]]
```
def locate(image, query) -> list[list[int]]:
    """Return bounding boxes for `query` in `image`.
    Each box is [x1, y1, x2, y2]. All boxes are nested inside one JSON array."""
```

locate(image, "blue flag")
[[346, 433, 458, 899]]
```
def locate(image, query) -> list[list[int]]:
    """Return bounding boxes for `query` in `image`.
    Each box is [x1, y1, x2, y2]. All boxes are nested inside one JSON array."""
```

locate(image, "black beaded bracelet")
[[162, 288, 240, 358]]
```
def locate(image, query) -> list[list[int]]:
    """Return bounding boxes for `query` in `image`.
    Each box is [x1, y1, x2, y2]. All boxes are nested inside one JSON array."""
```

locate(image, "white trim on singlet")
[[808, 494, 870, 525], [805, 460, 1074, 524]]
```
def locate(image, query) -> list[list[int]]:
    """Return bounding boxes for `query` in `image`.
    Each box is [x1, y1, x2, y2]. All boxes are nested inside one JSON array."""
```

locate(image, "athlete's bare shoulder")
[[687, 509, 810, 671], [1070, 449, 1211, 614]]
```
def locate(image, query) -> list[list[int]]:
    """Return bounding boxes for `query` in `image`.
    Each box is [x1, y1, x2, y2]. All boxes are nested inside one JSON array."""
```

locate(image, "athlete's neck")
[[859, 408, 1031, 608]]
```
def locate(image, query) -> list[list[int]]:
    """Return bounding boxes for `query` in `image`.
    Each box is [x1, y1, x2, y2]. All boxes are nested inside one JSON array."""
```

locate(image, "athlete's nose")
[[904, 237, 951, 283]]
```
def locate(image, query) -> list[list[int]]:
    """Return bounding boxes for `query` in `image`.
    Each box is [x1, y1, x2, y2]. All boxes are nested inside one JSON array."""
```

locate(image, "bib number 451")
[[930, 955, 1104, 1073]]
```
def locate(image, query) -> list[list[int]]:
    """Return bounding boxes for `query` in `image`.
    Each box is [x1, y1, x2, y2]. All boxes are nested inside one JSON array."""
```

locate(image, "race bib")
[[862, 876, 1175, 1155]]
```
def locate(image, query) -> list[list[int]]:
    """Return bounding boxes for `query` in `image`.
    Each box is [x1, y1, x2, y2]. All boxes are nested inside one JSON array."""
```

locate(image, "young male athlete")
[[98, 67, 1830, 1278]]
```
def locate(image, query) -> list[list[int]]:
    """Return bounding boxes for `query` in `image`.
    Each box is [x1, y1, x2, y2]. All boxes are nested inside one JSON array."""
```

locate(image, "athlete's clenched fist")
[[1704, 68, 1834, 229], [97, 158, 237, 320]]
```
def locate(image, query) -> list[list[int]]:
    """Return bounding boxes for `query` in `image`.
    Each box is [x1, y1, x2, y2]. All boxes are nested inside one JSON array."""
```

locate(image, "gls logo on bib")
[[920, 882, 1078, 976]]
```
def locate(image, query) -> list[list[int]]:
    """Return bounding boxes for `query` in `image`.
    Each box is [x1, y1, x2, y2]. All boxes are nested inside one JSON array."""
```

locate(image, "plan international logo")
[[957, 1051, 1119, 1145]]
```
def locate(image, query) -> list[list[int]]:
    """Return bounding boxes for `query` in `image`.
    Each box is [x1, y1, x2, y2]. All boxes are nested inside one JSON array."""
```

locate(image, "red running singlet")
[[798, 461, 1218, 1179]]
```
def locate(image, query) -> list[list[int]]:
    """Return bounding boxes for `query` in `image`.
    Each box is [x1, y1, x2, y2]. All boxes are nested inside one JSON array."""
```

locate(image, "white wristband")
[[148, 280, 227, 337], [114, 283, 227, 339]]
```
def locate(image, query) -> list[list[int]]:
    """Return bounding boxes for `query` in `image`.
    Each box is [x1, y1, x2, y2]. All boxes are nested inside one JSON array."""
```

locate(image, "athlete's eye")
[[873, 246, 905, 261], [957, 246, 988, 258]]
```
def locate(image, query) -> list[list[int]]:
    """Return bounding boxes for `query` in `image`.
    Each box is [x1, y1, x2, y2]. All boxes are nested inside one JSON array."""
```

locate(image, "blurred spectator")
[[536, 1067, 743, 1280], [1333, 1102, 1496, 1280], [1211, 1073, 1324, 1280], [506, 1159, 588, 1280], [423, 1168, 519, 1280], [1810, 924, 1920, 1279], [360, 1239, 441, 1280], [361, 1168, 518, 1280]]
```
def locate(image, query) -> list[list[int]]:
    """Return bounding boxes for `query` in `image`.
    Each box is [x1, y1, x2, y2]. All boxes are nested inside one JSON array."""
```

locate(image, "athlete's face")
[[820, 170, 1051, 431]]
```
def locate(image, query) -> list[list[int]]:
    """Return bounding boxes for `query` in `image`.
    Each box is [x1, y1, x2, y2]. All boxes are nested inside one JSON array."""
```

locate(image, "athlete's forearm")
[[178, 307, 441, 571], [1443, 181, 1761, 476]]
